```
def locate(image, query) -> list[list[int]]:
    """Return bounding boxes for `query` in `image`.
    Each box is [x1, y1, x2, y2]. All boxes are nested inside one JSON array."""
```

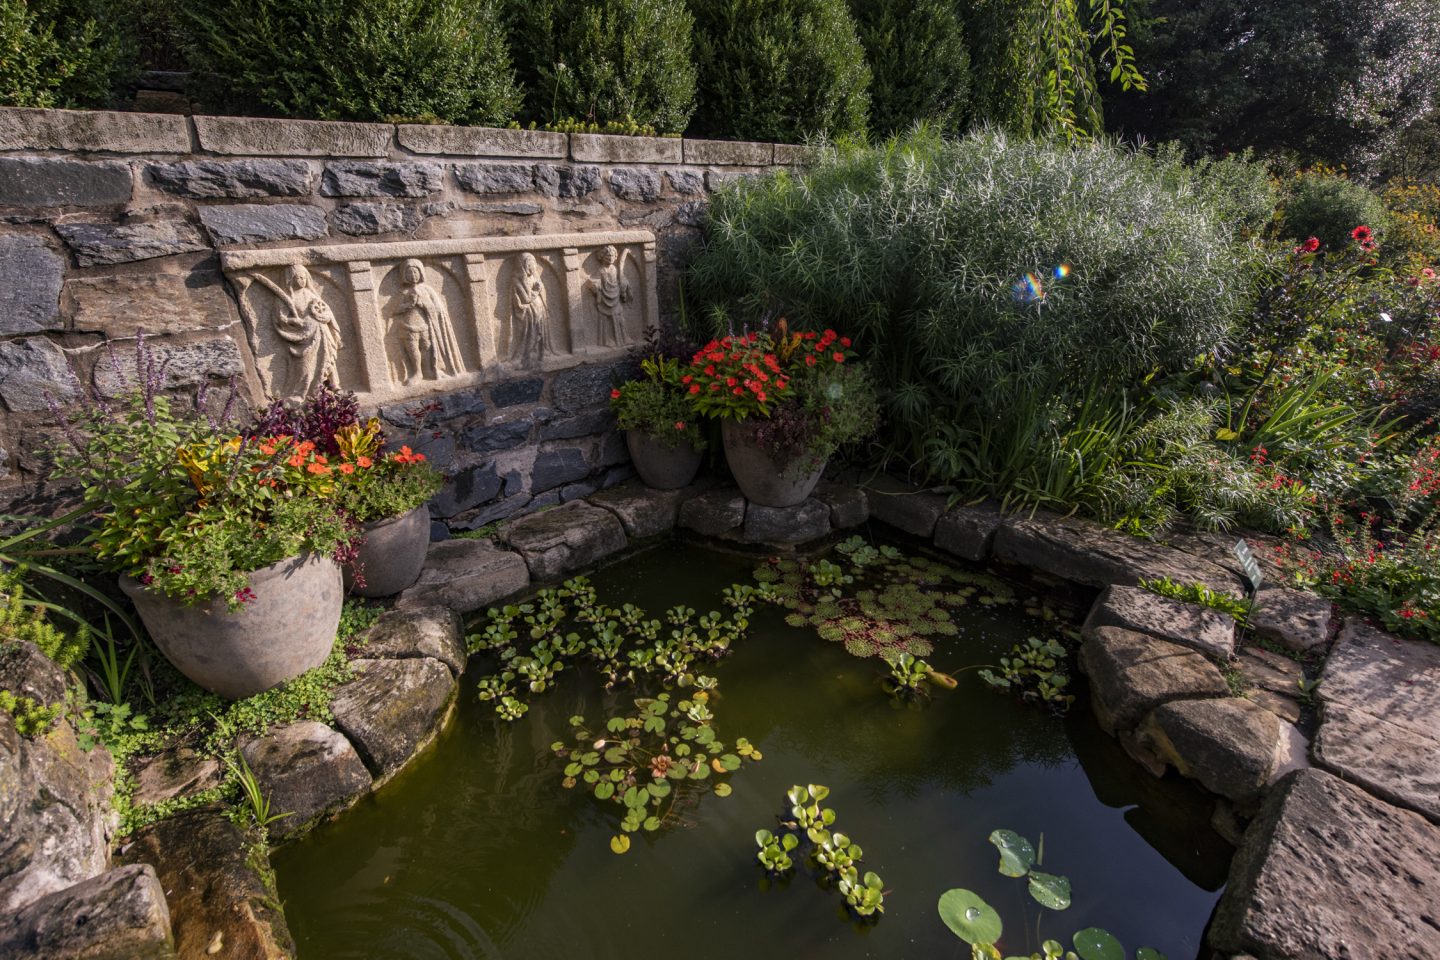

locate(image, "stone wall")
[[0, 107, 807, 526]]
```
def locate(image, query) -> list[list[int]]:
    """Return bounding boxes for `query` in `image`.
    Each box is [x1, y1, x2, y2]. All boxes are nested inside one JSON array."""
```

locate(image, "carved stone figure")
[[510, 252, 551, 367], [389, 258, 463, 384], [251, 264, 342, 398], [586, 244, 631, 347]]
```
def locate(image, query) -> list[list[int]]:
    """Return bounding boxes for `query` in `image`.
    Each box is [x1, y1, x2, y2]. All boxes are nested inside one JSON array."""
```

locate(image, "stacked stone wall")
[[0, 107, 808, 526]]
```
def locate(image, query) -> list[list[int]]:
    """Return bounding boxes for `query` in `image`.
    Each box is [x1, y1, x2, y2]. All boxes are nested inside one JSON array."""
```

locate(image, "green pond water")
[[274, 541, 1231, 960]]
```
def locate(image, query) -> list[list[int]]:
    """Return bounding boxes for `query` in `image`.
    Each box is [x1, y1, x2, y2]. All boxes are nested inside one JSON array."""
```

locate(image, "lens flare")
[[1011, 264, 1073, 305]]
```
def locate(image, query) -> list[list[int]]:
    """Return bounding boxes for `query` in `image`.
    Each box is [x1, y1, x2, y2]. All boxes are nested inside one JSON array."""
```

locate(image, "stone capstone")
[[453, 162, 536, 195], [357, 606, 467, 676], [0, 236, 64, 334], [1140, 697, 1281, 804], [679, 488, 746, 536], [505, 501, 628, 581], [0, 714, 115, 914], [193, 115, 392, 157], [430, 463, 502, 518], [330, 657, 455, 777], [68, 273, 238, 337], [239, 721, 371, 838], [145, 159, 315, 199], [994, 511, 1247, 597], [93, 337, 243, 397], [396, 538, 530, 614], [320, 161, 443, 198], [570, 132, 681, 164], [0, 864, 173, 960], [587, 481, 685, 539], [1249, 584, 1332, 654], [1208, 768, 1440, 959], [55, 220, 209, 267], [1083, 584, 1237, 659], [119, 809, 294, 960], [531, 447, 592, 494], [743, 499, 831, 545], [1078, 626, 1229, 735], [813, 482, 868, 529], [608, 167, 662, 202], [130, 746, 224, 808], [0, 106, 189, 153], [197, 203, 327, 245], [535, 163, 601, 199], [863, 477, 948, 538], [0, 337, 80, 412], [0, 157, 132, 207], [684, 138, 773, 166], [933, 501, 1004, 562], [398, 124, 566, 159]]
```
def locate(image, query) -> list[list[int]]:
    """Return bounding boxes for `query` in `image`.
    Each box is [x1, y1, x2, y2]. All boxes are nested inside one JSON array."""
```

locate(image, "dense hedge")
[[182, 0, 522, 125], [688, 0, 870, 142], [507, 0, 696, 133], [0, 0, 136, 108], [849, 0, 970, 135]]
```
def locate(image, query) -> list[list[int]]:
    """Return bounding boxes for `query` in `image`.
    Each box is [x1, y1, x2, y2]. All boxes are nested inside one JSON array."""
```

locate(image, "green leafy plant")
[[0, 565, 89, 669], [978, 637, 1075, 711], [0, 0, 136, 108], [1139, 576, 1253, 624], [610, 354, 707, 450], [553, 689, 759, 852], [766, 783, 886, 918], [850, 0, 970, 135], [881, 651, 931, 698], [0, 689, 62, 737], [229, 750, 294, 830], [755, 828, 799, 873]]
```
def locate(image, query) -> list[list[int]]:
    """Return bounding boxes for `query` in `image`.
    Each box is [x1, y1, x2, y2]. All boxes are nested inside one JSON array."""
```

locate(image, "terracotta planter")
[[344, 504, 430, 597], [626, 430, 703, 490], [120, 553, 343, 700], [721, 418, 826, 508]]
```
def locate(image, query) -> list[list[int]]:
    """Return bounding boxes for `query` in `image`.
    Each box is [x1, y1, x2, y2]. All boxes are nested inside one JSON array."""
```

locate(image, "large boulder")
[[1208, 768, 1440, 958], [0, 864, 173, 960], [0, 714, 115, 914], [119, 810, 293, 960], [863, 476, 947, 538], [1078, 627, 1229, 735], [129, 745, 224, 808], [395, 538, 529, 614], [812, 482, 868, 529], [356, 606, 467, 676], [0, 639, 71, 705], [504, 501, 627, 581], [330, 657, 455, 778], [1249, 584, 1332, 654], [677, 487, 745, 536], [587, 481, 686, 539], [1139, 697, 1280, 804], [742, 499, 831, 545], [239, 721, 372, 839], [1083, 584, 1237, 659], [994, 512, 1247, 596], [933, 501, 1004, 562]]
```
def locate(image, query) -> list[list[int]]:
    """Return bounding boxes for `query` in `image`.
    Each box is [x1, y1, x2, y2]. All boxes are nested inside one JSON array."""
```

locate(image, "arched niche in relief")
[[495, 250, 569, 369], [377, 257, 471, 388], [234, 263, 359, 400]]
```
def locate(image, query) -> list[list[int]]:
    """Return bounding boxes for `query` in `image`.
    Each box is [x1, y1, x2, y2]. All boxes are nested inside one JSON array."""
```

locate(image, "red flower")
[[1424, 268, 1436, 280], [1301, 236, 1320, 253], [732, 387, 743, 395], [674, 421, 686, 431], [833, 352, 845, 363], [726, 377, 737, 387], [681, 374, 693, 384], [689, 383, 701, 394], [756, 391, 766, 402], [1351, 225, 1374, 243], [840, 336, 852, 347], [805, 355, 816, 367], [610, 388, 622, 399]]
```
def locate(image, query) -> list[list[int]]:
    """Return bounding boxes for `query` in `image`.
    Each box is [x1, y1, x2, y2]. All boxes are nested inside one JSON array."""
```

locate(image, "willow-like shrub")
[[686, 129, 1262, 495]]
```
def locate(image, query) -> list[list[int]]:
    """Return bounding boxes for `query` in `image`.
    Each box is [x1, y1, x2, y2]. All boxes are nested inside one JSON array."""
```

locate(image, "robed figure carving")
[[250, 264, 341, 398], [586, 244, 632, 347], [391, 258, 463, 384], [510, 252, 551, 367]]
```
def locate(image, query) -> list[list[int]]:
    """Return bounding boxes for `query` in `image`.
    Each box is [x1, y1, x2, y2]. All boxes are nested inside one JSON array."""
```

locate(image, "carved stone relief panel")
[[220, 230, 659, 404]]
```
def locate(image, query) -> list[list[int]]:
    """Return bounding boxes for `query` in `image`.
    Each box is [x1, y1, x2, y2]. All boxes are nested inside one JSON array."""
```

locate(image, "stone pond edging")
[[4, 473, 1439, 958]]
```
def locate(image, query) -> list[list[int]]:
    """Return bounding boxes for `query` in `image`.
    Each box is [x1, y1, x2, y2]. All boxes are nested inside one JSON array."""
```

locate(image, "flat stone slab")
[[933, 501, 1003, 562], [1083, 584, 1237, 659], [813, 482, 867, 529], [1079, 627, 1229, 735], [1238, 647, 1305, 698], [331, 657, 455, 777], [396, 538, 529, 614], [1320, 618, 1440, 741], [1208, 768, 1440, 958], [505, 501, 627, 581], [240, 721, 372, 838], [587, 481, 685, 539], [678, 487, 745, 536], [130, 745, 224, 808], [356, 606, 466, 676], [863, 476, 947, 538], [119, 809, 293, 960], [1314, 705, 1440, 824], [0, 864, 173, 960], [1141, 697, 1280, 804], [1250, 584, 1332, 654], [995, 512, 1247, 597], [742, 498, 830, 545], [0, 106, 190, 153]]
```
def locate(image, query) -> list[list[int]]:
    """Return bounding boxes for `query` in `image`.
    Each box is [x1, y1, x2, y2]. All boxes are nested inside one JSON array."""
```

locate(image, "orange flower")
[[339, 463, 356, 475], [357, 456, 374, 468], [307, 462, 331, 475]]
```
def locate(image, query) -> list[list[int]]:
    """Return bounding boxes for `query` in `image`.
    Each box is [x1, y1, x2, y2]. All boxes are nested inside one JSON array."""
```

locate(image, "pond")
[[274, 540, 1231, 959]]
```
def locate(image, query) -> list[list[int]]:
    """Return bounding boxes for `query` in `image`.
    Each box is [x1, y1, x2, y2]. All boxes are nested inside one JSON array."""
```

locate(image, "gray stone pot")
[[626, 430, 703, 490], [120, 553, 343, 700], [344, 504, 430, 598], [721, 418, 826, 508]]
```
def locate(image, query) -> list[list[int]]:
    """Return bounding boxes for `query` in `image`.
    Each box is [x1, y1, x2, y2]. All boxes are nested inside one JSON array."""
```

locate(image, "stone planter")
[[626, 430, 703, 490], [721, 418, 826, 508], [344, 504, 430, 598], [120, 553, 343, 700]]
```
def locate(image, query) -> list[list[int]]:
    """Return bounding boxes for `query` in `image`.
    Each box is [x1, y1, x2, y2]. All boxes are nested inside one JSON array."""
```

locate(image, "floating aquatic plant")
[[754, 783, 888, 919], [978, 637, 1076, 712]]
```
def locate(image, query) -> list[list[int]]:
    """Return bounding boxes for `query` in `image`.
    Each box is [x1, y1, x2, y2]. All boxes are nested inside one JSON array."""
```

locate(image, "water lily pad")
[[1027, 871, 1071, 910], [713, 782, 732, 797], [1136, 949, 1167, 960], [1073, 928, 1124, 960], [609, 834, 630, 854], [988, 829, 1036, 877], [937, 888, 1002, 945], [593, 782, 614, 800]]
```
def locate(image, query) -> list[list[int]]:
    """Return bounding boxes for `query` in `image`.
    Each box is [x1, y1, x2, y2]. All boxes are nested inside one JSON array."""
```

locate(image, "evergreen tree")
[[850, 0, 970, 135]]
